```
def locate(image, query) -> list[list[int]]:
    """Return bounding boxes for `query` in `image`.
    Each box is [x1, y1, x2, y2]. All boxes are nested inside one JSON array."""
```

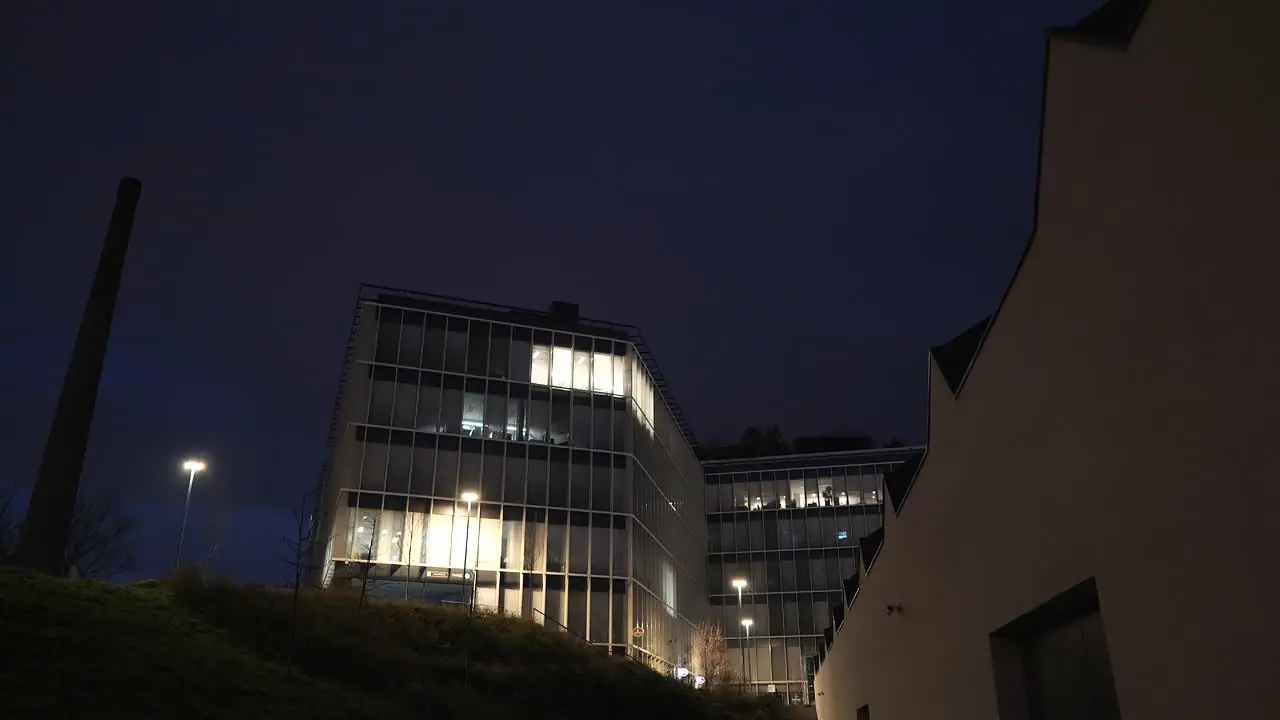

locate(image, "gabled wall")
[[815, 1, 1280, 718]]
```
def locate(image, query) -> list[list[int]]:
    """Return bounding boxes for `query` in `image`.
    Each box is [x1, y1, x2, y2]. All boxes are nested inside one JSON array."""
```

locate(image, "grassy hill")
[[0, 567, 789, 719], [0, 567, 405, 719]]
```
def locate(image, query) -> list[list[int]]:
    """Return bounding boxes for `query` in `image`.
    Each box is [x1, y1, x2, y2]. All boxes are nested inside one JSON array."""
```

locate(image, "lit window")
[[462, 392, 485, 436], [531, 345, 550, 385], [613, 355, 628, 397], [818, 478, 835, 506], [592, 353, 614, 394], [349, 510, 377, 560], [551, 347, 573, 389], [534, 345, 627, 398], [630, 361, 654, 431], [572, 350, 591, 391]]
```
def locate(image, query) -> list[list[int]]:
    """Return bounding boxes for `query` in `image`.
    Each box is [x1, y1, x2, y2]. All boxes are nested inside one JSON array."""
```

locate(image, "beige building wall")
[[815, 1, 1280, 719]]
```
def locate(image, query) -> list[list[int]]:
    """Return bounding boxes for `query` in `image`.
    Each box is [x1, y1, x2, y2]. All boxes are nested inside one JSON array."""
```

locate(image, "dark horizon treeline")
[[697, 426, 906, 461]]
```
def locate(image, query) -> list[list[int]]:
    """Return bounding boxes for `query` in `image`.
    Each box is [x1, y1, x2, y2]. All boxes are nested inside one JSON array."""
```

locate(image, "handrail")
[[529, 609, 648, 668], [531, 608, 590, 644]]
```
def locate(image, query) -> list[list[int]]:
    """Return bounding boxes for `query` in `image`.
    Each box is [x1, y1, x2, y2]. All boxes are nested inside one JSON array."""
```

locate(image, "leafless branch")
[[0, 483, 135, 578], [350, 527, 379, 615], [690, 621, 732, 689], [63, 486, 136, 579], [279, 490, 322, 666]]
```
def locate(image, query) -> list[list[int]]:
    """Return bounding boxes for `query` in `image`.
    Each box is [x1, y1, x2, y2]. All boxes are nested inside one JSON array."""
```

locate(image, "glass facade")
[[313, 290, 706, 671], [703, 450, 917, 704]]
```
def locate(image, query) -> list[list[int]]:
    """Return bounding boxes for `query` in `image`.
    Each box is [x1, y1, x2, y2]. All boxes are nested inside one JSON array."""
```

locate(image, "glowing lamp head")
[[731, 578, 748, 590], [460, 491, 479, 504], [740, 618, 754, 628], [183, 460, 206, 473]]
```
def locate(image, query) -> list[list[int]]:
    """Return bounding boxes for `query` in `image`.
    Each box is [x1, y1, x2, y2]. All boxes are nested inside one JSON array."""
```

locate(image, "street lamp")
[[460, 491, 478, 612], [175, 459, 206, 569], [732, 578, 749, 687], [740, 618, 755, 693]]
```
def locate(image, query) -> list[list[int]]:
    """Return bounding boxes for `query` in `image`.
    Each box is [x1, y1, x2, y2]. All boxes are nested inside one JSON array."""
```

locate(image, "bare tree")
[[0, 484, 134, 577], [63, 486, 136, 579], [351, 527, 378, 615], [690, 621, 732, 689], [280, 490, 320, 666]]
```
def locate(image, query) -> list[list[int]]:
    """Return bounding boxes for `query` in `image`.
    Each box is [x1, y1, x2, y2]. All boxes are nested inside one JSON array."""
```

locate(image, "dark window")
[[1024, 611, 1120, 720], [590, 453, 611, 511], [506, 385, 528, 441], [548, 447, 571, 508], [434, 436, 460, 498], [571, 395, 593, 448], [570, 451, 591, 509], [423, 315, 446, 370], [488, 323, 511, 378], [480, 441, 503, 501], [375, 308, 401, 364], [527, 446, 549, 506], [444, 317, 468, 373], [990, 577, 1122, 720], [546, 510, 568, 572], [550, 391, 571, 445], [528, 388, 550, 443], [399, 312, 424, 367], [509, 329, 531, 383], [503, 445, 526, 504], [466, 320, 490, 376], [416, 375, 442, 432], [440, 376, 464, 434]]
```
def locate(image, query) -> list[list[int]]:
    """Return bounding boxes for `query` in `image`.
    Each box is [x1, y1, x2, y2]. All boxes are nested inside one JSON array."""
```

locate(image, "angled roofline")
[[943, 0, 1147, 401], [824, 2, 1152, 676], [315, 285, 367, 502], [852, 0, 1153, 570], [882, 17, 1058, 518], [930, 316, 993, 395], [355, 283, 701, 449]]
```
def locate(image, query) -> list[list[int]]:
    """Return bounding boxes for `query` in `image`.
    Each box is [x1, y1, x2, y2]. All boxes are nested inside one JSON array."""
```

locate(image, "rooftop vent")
[[548, 301, 580, 322]]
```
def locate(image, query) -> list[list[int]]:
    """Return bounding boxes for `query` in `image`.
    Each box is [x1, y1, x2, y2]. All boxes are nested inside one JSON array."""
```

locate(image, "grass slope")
[[0, 567, 405, 719], [168, 572, 782, 719], [0, 567, 789, 719]]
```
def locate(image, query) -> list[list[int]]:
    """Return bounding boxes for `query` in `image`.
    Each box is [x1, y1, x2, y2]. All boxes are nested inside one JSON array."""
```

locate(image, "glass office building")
[[310, 286, 707, 670], [703, 447, 921, 703]]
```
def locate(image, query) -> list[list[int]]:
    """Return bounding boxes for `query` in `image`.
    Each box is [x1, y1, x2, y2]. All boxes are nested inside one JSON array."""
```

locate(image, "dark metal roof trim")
[[1051, 0, 1150, 51]]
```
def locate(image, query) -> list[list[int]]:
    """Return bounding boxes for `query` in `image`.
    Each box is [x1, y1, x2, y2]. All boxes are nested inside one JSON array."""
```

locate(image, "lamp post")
[[732, 578, 748, 687], [460, 491, 478, 612], [174, 459, 206, 569], [740, 618, 754, 694]]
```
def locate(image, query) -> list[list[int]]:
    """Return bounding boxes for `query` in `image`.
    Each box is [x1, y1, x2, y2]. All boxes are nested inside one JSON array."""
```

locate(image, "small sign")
[[632, 626, 645, 637]]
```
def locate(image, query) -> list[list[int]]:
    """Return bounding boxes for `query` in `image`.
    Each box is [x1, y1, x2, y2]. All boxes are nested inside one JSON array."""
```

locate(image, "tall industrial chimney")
[[16, 177, 142, 575]]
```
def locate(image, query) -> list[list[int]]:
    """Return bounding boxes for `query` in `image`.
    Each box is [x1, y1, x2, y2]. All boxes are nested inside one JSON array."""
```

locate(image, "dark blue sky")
[[2, 0, 1095, 582]]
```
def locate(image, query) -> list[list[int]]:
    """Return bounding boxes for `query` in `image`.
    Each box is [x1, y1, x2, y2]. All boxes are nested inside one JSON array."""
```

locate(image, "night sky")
[[2, 0, 1095, 583]]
